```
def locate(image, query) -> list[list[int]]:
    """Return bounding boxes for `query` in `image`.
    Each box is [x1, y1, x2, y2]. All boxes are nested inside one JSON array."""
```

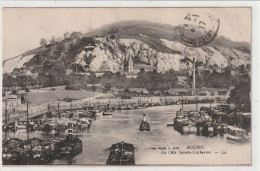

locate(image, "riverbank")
[[2, 88, 228, 125]]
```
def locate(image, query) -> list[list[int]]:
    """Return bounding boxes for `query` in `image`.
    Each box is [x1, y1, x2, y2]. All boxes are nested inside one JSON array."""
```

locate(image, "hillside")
[[2, 20, 251, 83]]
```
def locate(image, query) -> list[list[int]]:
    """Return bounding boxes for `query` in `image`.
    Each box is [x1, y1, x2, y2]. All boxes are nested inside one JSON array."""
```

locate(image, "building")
[[124, 73, 138, 79], [110, 87, 125, 95], [128, 55, 134, 73], [197, 87, 217, 96], [129, 88, 148, 96], [133, 64, 156, 73], [217, 88, 231, 96], [177, 76, 190, 88], [124, 51, 156, 74], [86, 84, 104, 92], [167, 88, 192, 96], [3, 94, 22, 109]]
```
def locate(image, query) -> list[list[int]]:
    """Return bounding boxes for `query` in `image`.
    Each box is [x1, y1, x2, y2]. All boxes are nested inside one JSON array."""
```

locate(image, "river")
[[4, 104, 251, 165]]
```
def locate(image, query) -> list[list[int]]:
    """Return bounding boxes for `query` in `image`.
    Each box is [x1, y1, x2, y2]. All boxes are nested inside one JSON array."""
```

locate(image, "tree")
[[49, 36, 57, 44], [64, 32, 70, 39], [40, 38, 47, 46], [70, 32, 82, 39], [87, 72, 98, 84], [227, 67, 251, 112], [3, 74, 16, 87]]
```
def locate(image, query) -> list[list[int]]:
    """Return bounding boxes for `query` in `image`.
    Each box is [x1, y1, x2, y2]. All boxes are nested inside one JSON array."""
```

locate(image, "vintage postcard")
[[1, 7, 252, 166]]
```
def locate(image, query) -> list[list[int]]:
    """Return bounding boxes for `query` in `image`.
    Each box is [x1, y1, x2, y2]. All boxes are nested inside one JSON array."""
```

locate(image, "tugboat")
[[139, 114, 150, 131], [106, 141, 135, 165], [54, 122, 82, 158], [2, 138, 24, 165]]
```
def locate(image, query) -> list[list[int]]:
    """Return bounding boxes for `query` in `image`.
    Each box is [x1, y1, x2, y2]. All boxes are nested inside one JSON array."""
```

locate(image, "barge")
[[106, 141, 135, 165]]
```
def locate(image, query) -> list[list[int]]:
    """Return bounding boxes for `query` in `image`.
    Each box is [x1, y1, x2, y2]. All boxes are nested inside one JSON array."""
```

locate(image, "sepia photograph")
[[1, 7, 252, 166]]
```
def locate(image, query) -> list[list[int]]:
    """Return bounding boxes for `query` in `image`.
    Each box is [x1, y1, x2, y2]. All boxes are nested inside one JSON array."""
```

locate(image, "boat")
[[200, 122, 215, 137], [78, 118, 91, 129], [23, 138, 53, 164], [103, 111, 113, 116], [226, 125, 247, 141], [106, 142, 135, 165], [15, 121, 27, 130], [79, 110, 96, 118], [173, 116, 194, 134], [54, 122, 82, 158], [139, 121, 150, 131], [139, 114, 150, 131], [95, 110, 104, 116], [2, 138, 24, 165]]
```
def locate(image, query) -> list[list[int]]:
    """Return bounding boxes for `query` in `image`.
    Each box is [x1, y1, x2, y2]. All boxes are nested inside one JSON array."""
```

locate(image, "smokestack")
[[67, 122, 73, 141], [143, 114, 146, 122], [193, 58, 196, 91]]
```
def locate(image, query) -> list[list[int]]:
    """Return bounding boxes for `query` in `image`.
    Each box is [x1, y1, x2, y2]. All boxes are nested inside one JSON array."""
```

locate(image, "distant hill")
[[3, 20, 251, 81]]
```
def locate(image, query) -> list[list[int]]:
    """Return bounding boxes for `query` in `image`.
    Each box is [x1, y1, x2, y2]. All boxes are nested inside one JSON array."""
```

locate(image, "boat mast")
[[5, 98, 8, 141], [192, 58, 196, 95], [196, 88, 198, 112], [241, 104, 244, 129], [210, 97, 212, 109], [27, 100, 29, 140], [181, 95, 184, 111]]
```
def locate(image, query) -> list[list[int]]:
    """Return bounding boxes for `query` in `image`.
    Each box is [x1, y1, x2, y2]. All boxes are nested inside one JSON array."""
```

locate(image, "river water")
[[4, 104, 251, 165]]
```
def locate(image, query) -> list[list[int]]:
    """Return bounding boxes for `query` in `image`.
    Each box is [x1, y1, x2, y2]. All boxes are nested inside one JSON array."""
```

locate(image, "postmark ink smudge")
[[180, 12, 220, 47]]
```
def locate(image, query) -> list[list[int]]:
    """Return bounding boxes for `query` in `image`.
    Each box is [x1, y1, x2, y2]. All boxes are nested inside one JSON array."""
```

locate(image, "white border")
[[0, 1, 259, 171]]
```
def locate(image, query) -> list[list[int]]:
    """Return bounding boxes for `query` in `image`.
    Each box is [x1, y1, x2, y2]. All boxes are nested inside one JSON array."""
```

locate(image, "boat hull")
[[227, 134, 246, 141], [106, 142, 135, 165], [139, 121, 150, 131]]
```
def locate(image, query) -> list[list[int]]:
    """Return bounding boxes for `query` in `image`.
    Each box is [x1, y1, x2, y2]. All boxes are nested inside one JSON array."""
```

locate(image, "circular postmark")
[[180, 12, 220, 47]]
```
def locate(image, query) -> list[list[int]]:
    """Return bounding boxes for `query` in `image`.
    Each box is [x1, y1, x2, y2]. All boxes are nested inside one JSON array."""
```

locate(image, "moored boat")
[[2, 138, 24, 165], [106, 141, 135, 165], [173, 116, 190, 134], [15, 121, 27, 130], [78, 118, 91, 129], [54, 122, 82, 158], [103, 111, 113, 116], [23, 138, 53, 164], [226, 125, 247, 141]]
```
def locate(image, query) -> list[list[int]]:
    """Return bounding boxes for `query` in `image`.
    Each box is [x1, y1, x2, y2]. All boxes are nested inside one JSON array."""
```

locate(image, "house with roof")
[[86, 84, 104, 92], [128, 88, 149, 96], [167, 88, 192, 96], [196, 87, 218, 96], [217, 88, 231, 96], [177, 76, 190, 88], [110, 87, 125, 95]]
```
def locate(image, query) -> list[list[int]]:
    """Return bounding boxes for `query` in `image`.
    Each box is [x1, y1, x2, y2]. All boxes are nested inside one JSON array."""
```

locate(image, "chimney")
[[192, 58, 196, 91]]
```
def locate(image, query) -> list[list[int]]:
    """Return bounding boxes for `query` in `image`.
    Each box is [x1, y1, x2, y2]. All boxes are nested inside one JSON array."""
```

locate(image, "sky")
[[2, 8, 251, 60]]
